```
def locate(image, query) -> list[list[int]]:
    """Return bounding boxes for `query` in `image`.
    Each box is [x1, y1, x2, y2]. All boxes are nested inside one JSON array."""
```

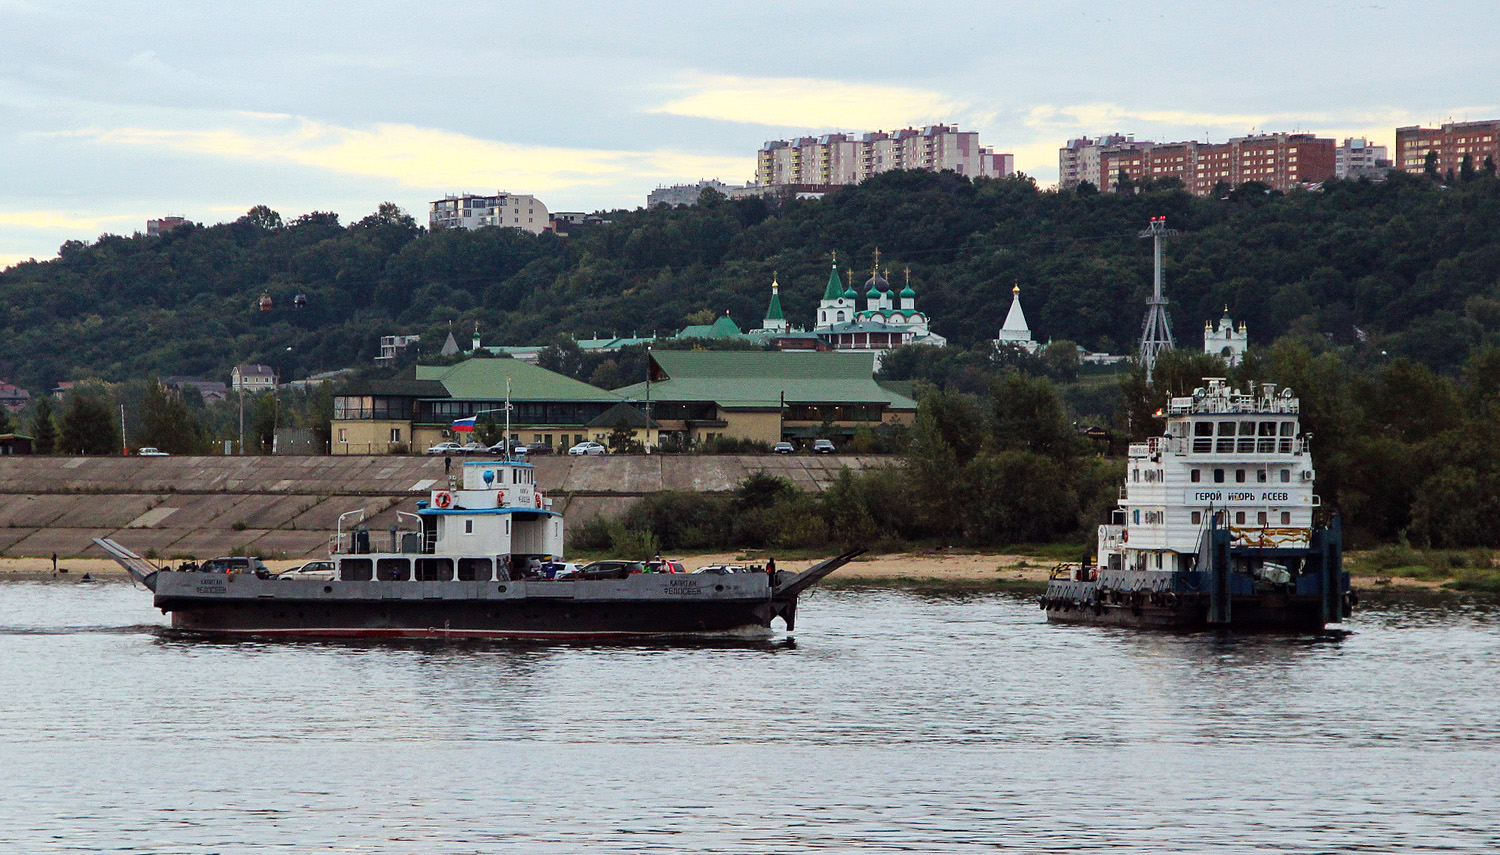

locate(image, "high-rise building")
[[647, 180, 761, 208], [755, 125, 1013, 188], [1059, 135, 1149, 190], [1395, 120, 1500, 177], [1081, 133, 1335, 195], [1335, 138, 1390, 179], [429, 193, 549, 234]]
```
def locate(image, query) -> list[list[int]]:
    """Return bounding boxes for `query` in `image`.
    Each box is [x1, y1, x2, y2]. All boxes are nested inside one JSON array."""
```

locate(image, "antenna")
[[1137, 216, 1179, 384]]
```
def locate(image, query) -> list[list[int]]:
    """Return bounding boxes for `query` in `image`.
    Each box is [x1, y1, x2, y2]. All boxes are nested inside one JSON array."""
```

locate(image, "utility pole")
[[644, 344, 652, 454], [120, 404, 127, 456], [1137, 215, 1179, 385]]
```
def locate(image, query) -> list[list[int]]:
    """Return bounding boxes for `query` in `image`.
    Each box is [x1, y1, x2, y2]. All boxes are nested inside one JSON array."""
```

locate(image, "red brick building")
[[1395, 120, 1500, 177], [1096, 133, 1336, 195]]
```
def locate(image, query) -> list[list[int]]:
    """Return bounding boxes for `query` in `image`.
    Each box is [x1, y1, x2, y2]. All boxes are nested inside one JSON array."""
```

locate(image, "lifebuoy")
[[433, 490, 454, 509], [1122, 529, 1128, 542], [535, 493, 542, 508], [498, 490, 507, 505]]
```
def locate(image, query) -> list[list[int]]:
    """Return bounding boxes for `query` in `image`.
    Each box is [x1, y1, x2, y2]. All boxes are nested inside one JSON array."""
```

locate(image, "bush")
[[623, 490, 730, 550]]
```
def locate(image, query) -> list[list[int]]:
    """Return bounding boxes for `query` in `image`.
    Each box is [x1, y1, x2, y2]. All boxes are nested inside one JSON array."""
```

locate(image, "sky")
[[2, 0, 1498, 269]]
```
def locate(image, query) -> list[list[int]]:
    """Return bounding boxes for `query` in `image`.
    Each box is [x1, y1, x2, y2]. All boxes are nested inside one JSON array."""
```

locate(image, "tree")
[[1075, 179, 1098, 196], [1114, 167, 1134, 194], [607, 414, 636, 453], [30, 397, 56, 454], [1485, 155, 1497, 178], [0, 405, 11, 435], [238, 205, 283, 230], [1423, 150, 1439, 179], [991, 372, 1077, 462], [57, 393, 120, 455], [138, 378, 205, 454], [1460, 154, 1476, 183]]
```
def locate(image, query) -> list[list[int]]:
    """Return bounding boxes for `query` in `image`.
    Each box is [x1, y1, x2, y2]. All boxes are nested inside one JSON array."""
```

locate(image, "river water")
[[1, 581, 1497, 854]]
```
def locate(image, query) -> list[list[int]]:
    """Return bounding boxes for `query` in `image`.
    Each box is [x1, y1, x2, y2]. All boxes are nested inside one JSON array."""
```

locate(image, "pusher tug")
[[1042, 379, 1352, 630]]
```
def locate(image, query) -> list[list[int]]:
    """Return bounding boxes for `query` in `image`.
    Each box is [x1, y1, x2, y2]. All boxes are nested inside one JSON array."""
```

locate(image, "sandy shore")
[[0, 552, 1442, 589]]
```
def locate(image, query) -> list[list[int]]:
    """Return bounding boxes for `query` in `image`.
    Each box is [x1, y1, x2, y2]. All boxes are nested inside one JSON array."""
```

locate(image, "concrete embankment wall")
[[0, 454, 891, 560]]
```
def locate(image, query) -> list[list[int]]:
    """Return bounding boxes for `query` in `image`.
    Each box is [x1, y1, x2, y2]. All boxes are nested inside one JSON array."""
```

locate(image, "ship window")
[[1236, 469, 1246, 483], [1193, 421, 1212, 452], [1133, 509, 1140, 524], [1133, 469, 1139, 482], [1191, 469, 1201, 482], [339, 558, 373, 581], [416, 558, 453, 581], [1281, 469, 1291, 483], [458, 558, 492, 581], [1279, 422, 1295, 435], [465, 520, 473, 534], [1192, 511, 1202, 525], [1213, 468, 1225, 483], [1238, 422, 1256, 453], [1235, 511, 1246, 524], [1257, 511, 1268, 524], [1257, 469, 1268, 482], [1217, 422, 1236, 453], [376, 558, 410, 581], [1281, 511, 1291, 524]]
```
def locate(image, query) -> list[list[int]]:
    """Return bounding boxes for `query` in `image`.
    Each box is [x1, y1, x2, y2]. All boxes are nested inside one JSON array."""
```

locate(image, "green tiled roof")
[[676, 314, 745, 340], [615, 351, 917, 410], [416, 359, 621, 402], [765, 289, 784, 321], [821, 262, 844, 301], [586, 402, 660, 428]]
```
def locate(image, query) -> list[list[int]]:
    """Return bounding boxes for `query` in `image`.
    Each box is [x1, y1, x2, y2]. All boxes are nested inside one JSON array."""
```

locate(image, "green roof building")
[[333, 358, 649, 455], [615, 350, 916, 447]]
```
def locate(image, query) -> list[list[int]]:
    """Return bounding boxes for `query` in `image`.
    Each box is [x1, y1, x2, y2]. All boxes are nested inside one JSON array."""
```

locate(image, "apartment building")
[[429, 193, 549, 235], [1059, 135, 1150, 189], [1082, 133, 1335, 195], [1335, 138, 1390, 179], [1395, 120, 1500, 177], [755, 125, 1013, 188]]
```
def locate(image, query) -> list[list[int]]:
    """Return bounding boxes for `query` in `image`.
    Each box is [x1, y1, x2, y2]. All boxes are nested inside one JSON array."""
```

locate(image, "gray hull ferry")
[[1042, 379, 1353, 631], [99, 459, 857, 640]]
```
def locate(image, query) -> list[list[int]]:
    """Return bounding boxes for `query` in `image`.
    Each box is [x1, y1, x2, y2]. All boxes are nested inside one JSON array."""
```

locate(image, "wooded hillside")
[[4, 170, 1499, 392]]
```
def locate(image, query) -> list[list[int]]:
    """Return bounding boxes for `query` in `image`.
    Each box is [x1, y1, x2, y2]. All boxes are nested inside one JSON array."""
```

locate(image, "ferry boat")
[[98, 459, 858, 640], [1042, 379, 1352, 630]]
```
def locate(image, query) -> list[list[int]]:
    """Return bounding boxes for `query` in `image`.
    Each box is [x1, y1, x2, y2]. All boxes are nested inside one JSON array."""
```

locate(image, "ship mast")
[[1137, 216, 1178, 384]]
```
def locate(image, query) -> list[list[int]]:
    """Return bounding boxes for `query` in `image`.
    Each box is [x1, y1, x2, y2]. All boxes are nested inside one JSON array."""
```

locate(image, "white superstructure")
[[1100, 379, 1317, 574]]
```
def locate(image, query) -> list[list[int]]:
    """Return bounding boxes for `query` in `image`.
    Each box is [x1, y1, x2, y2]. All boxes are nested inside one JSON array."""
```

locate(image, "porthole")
[[497, 585, 507, 593], [322, 585, 332, 594], [715, 584, 724, 592]]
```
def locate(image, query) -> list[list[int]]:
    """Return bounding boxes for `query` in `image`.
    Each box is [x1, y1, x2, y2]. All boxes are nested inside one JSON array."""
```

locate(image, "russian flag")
[[451, 416, 477, 433]]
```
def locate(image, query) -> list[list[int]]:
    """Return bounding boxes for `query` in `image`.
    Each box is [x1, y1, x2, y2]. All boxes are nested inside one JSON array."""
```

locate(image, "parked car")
[[199, 556, 271, 578], [525, 442, 554, 455], [136, 447, 169, 457], [425, 441, 463, 455], [575, 559, 645, 579], [772, 441, 795, 454], [277, 560, 336, 581], [813, 438, 836, 454], [647, 558, 686, 574], [487, 440, 529, 456], [693, 563, 754, 575], [568, 441, 608, 456], [458, 442, 488, 454]]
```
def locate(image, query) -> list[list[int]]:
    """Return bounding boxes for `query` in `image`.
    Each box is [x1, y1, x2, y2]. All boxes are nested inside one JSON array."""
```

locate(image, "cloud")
[[651, 73, 966, 131], [62, 115, 752, 193], [0, 210, 136, 232]]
